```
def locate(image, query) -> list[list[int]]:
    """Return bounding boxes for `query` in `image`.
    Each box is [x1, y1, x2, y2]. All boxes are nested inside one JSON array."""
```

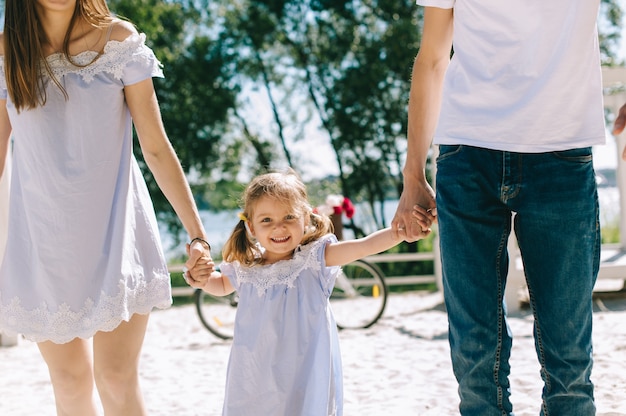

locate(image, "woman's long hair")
[[222, 169, 333, 266], [3, 0, 113, 111]]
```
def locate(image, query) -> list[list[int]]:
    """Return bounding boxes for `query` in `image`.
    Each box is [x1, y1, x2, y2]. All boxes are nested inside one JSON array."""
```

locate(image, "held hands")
[[393, 205, 436, 242], [392, 180, 437, 242], [184, 239, 215, 288], [183, 255, 216, 289], [612, 102, 626, 162]]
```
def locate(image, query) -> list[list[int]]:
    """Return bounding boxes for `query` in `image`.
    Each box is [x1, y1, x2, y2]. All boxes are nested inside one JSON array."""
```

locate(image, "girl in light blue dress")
[[186, 169, 433, 416]]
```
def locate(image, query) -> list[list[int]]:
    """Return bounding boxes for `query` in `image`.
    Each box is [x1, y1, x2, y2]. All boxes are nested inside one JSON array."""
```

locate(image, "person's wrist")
[[402, 164, 427, 183], [189, 237, 211, 251]]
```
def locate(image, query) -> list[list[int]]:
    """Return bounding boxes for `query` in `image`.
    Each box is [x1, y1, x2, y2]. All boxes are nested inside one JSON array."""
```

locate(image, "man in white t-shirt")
[[392, 1, 603, 414]]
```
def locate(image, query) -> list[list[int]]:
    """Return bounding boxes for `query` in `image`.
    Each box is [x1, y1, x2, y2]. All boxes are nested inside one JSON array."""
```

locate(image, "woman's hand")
[[184, 240, 215, 287]]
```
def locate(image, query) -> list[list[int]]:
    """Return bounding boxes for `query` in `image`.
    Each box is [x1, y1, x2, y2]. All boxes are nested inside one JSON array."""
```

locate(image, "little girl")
[[186, 169, 434, 416]]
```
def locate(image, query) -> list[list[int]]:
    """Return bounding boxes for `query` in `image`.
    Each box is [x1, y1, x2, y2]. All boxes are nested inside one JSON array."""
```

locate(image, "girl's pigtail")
[[302, 210, 333, 245], [222, 218, 258, 265]]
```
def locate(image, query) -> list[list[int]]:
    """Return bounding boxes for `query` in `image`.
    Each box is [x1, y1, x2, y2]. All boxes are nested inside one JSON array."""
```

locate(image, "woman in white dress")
[[0, 151, 8, 270], [185, 170, 434, 415], [0, 1, 214, 414]]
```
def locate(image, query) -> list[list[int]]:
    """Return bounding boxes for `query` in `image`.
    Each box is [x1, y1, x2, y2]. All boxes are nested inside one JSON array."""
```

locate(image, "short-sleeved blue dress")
[[219, 234, 343, 416], [0, 33, 172, 344]]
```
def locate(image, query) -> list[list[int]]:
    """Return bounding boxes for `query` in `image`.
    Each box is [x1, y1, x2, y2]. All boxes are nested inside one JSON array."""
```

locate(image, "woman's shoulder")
[[107, 19, 139, 43]]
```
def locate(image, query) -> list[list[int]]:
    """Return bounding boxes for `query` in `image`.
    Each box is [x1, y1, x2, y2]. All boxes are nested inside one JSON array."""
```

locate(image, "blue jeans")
[[436, 145, 599, 416]]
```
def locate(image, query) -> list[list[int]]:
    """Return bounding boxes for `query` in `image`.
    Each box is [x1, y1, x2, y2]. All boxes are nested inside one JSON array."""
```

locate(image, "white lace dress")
[[220, 234, 343, 416], [0, 33, 172, 344]]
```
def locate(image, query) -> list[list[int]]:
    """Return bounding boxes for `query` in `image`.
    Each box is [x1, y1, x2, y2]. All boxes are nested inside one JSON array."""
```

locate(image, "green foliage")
[[202, 178, 247, 211], [602, 224, 621, 244], [222, 0, 424, 226], [170, 271, 187, 287], [601, 0, 624, 65], [109, 0, 238, 239]]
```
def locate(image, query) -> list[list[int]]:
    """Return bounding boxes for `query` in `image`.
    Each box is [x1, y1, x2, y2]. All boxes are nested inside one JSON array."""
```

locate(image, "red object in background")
[[315, 195, 355, 241], [314, 195, 355, 219], [340, 197, 355, 219]]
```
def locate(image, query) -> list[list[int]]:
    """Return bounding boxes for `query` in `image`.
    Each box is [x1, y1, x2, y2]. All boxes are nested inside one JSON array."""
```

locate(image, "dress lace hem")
[[0, 275, 172, 344]]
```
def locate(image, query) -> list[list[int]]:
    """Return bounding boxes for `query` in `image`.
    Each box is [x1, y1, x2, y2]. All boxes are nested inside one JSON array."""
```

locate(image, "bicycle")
[[194, 259, 388, 340], [329, 259, 387, 329], [194, 289, 238, 340]]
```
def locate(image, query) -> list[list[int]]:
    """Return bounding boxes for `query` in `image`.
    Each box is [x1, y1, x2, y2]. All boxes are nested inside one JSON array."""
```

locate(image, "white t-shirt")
[[416, 0, 605, 152]]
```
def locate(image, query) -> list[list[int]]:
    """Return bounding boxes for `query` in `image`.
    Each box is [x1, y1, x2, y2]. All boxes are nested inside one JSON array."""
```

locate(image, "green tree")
[[212, 0, 423, 232], [109, 0, 238, 235], [601, 0, 624, 65]]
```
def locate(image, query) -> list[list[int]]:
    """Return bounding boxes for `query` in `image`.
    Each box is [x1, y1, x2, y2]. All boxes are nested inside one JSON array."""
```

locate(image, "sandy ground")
[[1, 290, 626, 415]]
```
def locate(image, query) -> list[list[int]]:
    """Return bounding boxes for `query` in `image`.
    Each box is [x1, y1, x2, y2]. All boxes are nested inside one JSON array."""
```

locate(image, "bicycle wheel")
[[194, 289, 238, 340], [330, 259, 387, 329]]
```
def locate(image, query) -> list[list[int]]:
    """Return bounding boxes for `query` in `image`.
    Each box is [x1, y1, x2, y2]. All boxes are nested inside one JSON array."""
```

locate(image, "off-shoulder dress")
[[0, 32, 172, 344]]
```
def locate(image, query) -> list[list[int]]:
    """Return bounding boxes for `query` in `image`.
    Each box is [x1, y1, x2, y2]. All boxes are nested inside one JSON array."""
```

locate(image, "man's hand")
[[392, 178, 437, 242]]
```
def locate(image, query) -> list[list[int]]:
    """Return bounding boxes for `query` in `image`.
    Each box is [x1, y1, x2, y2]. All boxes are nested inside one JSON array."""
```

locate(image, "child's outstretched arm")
[[325, 216, 430, 267], [185, 257, 235, 296]]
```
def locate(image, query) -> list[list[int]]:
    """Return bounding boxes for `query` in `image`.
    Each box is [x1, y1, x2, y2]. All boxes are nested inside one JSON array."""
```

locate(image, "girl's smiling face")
[[248, 196, 307, 264]]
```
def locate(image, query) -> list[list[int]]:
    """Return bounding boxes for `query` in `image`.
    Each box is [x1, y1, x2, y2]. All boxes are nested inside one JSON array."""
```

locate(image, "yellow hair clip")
[[238, 212, 248, 222]]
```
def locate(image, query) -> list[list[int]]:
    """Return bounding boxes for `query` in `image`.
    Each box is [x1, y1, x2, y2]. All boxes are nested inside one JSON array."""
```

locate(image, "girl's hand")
[[184, 238, 215, 287], [411, 204, 437, 234], [393, 205, 435, 243], [185, 239, 212, 269], [183, 255, 215, 288]]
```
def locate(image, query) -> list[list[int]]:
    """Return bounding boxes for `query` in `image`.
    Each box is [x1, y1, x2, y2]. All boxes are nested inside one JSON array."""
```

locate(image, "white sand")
[[1, 291, 625, 415]]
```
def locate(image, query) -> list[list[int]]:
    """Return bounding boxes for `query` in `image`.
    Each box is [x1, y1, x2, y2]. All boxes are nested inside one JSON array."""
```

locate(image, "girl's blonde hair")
[[222, 169, 333, 266], [3, 0, 114, 111]]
